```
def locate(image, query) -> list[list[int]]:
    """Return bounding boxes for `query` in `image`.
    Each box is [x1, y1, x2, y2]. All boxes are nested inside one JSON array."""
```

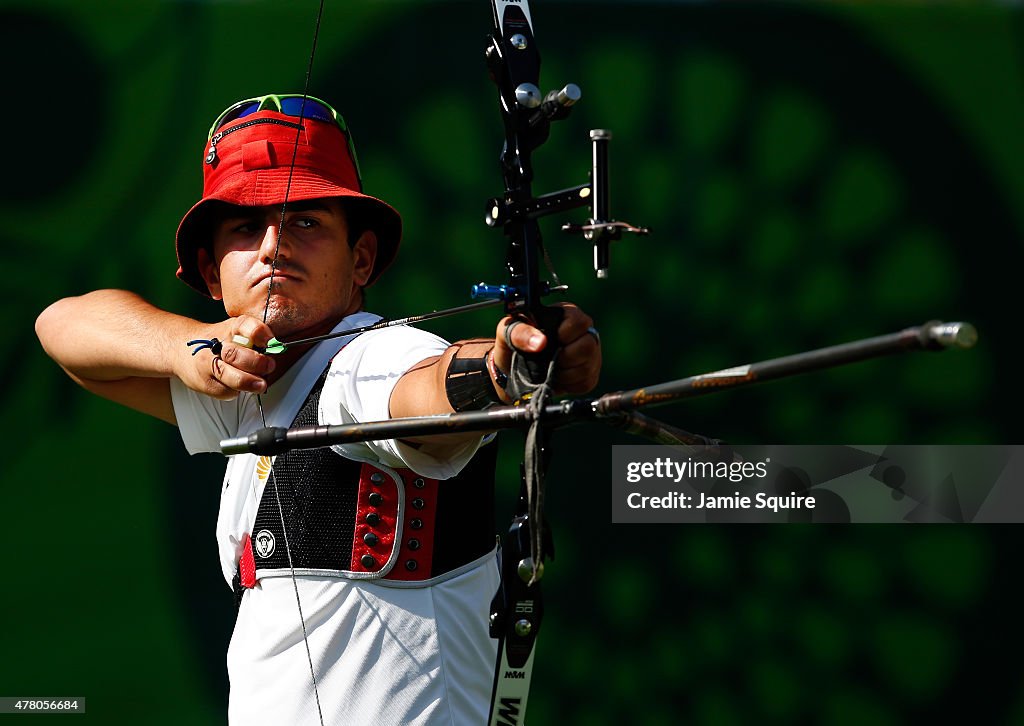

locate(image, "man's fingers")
[[185, 315, 276, 400], [209, 314, 277, 388], [209, 312, 276, 394], [552, 344, 601, 390], [550, 304, 600, 394], [498, 305, 594, 355], [211, 354, 267, 394], [493, 305, 600, 396], [504, 319, 547, 353], [219, 342, 276, 377], [553, 304, 595, 347], [234, 316, 275, 348]]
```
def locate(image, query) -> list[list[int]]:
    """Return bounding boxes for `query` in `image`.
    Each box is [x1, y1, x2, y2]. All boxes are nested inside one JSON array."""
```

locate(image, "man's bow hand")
[[493, 303, 601, 400]]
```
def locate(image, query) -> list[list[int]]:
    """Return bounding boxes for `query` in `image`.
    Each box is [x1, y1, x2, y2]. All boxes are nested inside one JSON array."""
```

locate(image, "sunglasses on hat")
[[206, 94, 362, 183]]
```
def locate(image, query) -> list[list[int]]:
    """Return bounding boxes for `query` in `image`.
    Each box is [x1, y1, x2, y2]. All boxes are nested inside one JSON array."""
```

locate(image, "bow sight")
[[474, 0, 649, 327]]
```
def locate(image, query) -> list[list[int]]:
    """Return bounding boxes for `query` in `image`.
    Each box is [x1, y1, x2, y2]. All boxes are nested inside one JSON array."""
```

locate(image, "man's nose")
[[258, 223, 290, 264]]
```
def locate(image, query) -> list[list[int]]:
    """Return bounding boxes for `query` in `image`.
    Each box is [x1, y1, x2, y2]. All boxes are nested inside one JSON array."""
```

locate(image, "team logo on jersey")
[[254, 529, 276, 559], [256, 456, 273, 483]]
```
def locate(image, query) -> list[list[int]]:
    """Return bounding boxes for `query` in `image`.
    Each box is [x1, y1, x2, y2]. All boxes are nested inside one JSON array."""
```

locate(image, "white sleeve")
[[318, 326, 483, 478], [169, 376, 245, 454]]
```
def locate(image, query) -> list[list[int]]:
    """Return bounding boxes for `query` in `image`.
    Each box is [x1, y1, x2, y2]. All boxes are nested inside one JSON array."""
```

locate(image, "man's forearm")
[[389, 339, 503, 421], [36, 289, 200, 382]]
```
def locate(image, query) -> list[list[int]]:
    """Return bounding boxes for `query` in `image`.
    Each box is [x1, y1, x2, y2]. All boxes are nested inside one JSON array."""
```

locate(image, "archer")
[[35, 94, 600, 725]]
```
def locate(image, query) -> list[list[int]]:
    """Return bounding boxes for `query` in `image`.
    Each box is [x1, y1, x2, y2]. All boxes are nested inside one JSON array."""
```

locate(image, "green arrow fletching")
[[264, 338, 288, 355]]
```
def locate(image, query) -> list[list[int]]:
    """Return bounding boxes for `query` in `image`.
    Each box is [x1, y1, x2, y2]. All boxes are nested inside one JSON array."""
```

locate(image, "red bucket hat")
[[175, 104, 401, 297]]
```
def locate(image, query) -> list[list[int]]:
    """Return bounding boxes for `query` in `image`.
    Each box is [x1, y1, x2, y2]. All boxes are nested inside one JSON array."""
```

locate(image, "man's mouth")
[[255, 270, 299, 287]]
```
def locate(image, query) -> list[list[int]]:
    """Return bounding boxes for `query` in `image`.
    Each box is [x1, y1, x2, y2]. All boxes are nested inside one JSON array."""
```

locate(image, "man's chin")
[[262, 302, 346, 340], [259, 298, 304, 334]]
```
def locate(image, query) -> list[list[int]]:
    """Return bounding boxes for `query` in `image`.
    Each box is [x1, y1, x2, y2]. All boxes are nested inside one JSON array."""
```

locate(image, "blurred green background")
[[3, 0, 1021, 723]]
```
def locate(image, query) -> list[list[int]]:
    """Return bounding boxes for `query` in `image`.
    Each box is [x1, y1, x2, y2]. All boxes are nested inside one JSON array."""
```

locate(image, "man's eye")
[[293, 217, 318, 229], [231, 222, 259, 234]]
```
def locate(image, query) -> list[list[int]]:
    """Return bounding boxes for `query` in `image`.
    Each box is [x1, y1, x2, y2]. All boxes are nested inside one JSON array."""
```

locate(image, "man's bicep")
[[66, 370, 177, 425], [389, 354, 444, 420]]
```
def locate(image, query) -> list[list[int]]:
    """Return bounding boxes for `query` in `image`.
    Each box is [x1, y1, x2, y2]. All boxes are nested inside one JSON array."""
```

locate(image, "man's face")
[[198, 198, 377, 338]]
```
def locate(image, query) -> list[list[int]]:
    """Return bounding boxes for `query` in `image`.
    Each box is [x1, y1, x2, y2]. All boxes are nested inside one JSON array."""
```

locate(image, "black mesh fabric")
[[251, 371, 360, 571]]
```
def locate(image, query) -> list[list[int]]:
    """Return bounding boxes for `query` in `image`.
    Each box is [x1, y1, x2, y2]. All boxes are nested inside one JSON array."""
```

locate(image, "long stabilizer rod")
[[594, 320, 976, 415], [220, 321, 977, 455]]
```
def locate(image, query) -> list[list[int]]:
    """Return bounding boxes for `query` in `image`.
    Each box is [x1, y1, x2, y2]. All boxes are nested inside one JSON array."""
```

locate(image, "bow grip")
[[513, 304, 565, 387]]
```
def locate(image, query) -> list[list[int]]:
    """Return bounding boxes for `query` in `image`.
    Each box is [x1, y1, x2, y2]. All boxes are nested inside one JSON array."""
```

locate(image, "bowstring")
[[251, 1, 327, 723]]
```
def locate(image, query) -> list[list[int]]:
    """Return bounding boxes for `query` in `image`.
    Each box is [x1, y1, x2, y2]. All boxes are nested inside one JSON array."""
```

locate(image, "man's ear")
[[351, 230, 378, 288], [197, 247, 223, 300]]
